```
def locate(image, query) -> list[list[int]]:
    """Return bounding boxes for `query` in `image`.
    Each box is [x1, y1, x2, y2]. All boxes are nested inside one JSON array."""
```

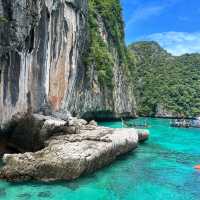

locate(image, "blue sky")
[[121, 0, 200, 55]]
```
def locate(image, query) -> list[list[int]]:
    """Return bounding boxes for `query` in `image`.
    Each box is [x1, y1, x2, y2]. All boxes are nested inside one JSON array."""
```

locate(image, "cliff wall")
[[0, 0, 136, 125]]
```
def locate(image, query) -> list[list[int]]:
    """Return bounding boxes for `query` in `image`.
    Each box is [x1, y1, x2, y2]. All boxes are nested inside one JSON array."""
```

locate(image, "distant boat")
[[121, 118, 150, 129], [191, 117, 200, 128], [170, 117, 200, 128], [170, 119, 190, 128]]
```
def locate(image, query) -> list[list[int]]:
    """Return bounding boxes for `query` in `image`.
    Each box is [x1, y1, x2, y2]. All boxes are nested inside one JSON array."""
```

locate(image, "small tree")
[[0, 16, 8, 24]]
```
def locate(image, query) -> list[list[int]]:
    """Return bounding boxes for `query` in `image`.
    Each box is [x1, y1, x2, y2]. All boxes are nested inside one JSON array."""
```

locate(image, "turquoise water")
[[0, 118, 200, 200]]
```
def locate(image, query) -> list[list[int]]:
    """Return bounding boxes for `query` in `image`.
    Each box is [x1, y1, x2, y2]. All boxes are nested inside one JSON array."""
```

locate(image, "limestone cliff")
[[0, 0, 87, 125], [0, 0, 136, 125], [72, 0, 137, 120]]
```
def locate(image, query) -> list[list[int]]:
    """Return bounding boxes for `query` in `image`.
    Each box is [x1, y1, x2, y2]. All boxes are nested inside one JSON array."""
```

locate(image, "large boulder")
[[0, 126, 148, 182]]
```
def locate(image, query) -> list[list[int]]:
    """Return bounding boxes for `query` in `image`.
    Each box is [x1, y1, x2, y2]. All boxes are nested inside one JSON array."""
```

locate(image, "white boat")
[[170, 117, 200, 128], [191, 117, 200, 128]]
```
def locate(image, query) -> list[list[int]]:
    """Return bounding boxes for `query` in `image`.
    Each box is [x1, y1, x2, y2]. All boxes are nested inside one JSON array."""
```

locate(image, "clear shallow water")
[[1, 118, 200, 200]]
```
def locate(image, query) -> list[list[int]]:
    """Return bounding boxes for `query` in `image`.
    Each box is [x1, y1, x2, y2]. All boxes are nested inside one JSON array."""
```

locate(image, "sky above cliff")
[[121, 0, 200, 55]]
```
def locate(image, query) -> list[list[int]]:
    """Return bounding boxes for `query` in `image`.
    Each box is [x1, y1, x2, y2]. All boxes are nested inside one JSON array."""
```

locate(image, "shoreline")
[[96, 116, 197, 123]]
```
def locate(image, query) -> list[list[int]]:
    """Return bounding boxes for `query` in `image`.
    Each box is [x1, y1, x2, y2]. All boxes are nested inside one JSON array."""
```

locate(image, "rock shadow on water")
[[17, 193, 31, 200], [62, 173, 97, 191], [38, 191, 52, 198], [0, 188, 6, 197], [63, 181, 80, 191]]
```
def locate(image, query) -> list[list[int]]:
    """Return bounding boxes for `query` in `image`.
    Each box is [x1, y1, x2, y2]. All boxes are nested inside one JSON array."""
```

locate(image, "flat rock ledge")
[[0, 115, 148, 182]]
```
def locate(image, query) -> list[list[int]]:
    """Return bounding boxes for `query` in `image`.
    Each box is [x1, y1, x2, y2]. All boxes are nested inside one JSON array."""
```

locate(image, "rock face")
[[0, 121, 148, 182], [2, 113, 70, 152], [79, 0, 137, 120], [0, 0, 136, 126], [155, 104, 174, 118], [0, 0, 88, 125]]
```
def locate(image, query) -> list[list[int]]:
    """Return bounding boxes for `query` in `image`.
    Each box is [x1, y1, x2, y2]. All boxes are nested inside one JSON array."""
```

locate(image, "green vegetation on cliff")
[[85, 0, 128, 88], [0, 16, 8, 24], [128, 41, 200, 117], [84, 0, 200, 118]]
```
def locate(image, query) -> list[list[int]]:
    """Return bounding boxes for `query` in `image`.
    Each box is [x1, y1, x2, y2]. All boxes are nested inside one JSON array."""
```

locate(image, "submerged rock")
[[0, 188, 6, 197], [17, 193, 32, 200], [0, 119, 148, 182], [38, 191, 52, 198]]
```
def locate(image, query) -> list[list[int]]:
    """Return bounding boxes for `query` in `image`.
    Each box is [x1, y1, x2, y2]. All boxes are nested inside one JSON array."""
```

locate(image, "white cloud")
[[178, 16, 189, 22], [126, 5, 164, 28], [142, 32, 200, 56], [124, 0, 184, 29]]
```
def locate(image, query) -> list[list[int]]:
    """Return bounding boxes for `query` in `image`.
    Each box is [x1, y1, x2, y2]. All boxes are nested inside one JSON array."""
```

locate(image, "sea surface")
[[0, 118, 200, 200]]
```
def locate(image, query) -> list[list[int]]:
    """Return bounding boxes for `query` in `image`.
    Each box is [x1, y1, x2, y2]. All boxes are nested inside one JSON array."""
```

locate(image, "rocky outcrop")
[[0, 116, 148, 182], [0, 0, 136, 126]]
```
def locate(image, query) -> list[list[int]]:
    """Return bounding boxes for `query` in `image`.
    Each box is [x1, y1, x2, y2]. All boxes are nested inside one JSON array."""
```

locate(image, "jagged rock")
[[68, 117, 88, 127], [89, 120, 97, 126], [0, 126, 148, 182], [63, 126, 80, 135], [51, 111, 72, 121]]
